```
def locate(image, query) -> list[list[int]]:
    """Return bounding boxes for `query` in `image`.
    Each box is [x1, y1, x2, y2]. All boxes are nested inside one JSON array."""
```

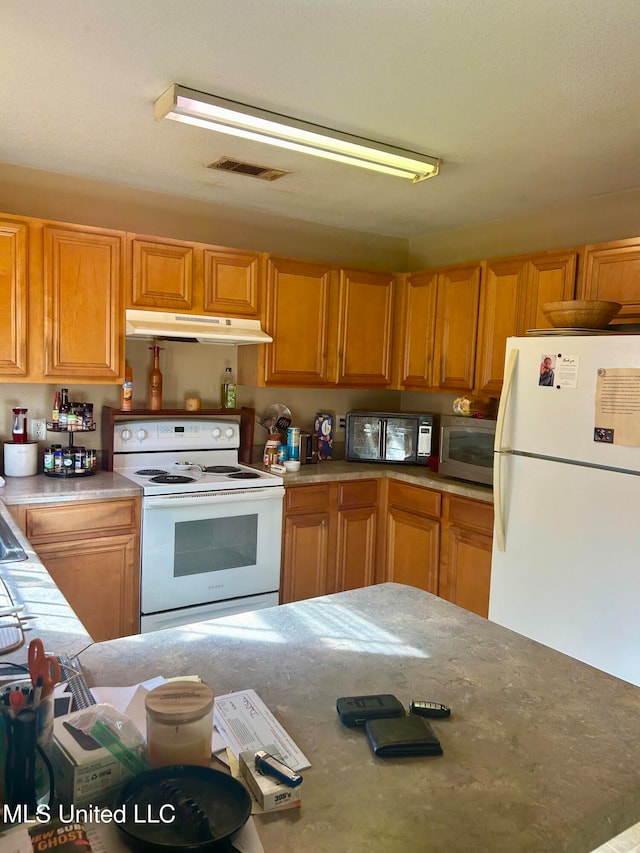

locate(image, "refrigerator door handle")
[[494, 347, 519, 552]]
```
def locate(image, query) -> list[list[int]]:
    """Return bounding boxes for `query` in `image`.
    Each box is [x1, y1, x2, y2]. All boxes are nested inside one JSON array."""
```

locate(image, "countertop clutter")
[[78, 584, 640, 853]]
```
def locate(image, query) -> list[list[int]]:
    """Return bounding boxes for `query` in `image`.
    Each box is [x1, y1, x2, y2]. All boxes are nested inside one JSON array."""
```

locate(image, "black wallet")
[[365, 714, 443, 757]]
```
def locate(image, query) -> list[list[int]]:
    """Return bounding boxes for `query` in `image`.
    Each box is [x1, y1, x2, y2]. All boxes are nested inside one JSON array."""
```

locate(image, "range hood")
[[125, 309, 272, 345]]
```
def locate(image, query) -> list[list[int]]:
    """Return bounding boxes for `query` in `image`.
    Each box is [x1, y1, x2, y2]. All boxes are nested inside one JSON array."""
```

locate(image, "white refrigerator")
[[489, 334, 640, 686]]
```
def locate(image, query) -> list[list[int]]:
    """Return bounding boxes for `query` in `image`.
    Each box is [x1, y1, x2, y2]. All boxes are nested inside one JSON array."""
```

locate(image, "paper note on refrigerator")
[[594, 367, 640, 446]]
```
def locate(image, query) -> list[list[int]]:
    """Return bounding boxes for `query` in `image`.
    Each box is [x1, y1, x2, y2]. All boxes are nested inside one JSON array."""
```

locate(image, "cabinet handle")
[[494, 347, 518, 552]]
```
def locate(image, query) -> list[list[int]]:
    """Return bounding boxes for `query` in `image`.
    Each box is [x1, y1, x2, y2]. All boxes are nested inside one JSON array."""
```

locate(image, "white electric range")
[[113, 419, 284, 633]]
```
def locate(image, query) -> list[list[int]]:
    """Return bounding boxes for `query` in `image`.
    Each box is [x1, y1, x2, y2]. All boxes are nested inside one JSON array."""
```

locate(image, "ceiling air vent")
[[207, 158, 289, 181]]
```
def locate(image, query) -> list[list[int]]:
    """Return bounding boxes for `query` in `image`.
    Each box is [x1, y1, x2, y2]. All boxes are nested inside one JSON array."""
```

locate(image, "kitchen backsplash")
[[0, 340, 458, 471]]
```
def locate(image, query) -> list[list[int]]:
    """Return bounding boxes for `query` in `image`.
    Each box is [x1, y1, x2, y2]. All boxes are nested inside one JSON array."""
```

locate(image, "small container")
[[284, 459, 300, 473], [145, 681, 214, 768], [277, 445, 289, 463], [263, 433, 281, 466], [185, 396, 201, 411], [12, 408, 28, 444], [287, 427, 301, 461]]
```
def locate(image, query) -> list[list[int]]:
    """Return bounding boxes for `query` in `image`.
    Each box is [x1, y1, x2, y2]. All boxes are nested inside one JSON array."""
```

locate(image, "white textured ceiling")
[[2, 0, 640, 239]]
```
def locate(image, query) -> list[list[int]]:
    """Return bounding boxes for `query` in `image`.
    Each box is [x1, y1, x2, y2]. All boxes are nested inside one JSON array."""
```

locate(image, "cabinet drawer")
[[22, 498, 138, 542], [285, 484, 332, 514], [387, 480, 441, 519], [338, 479, 378, 509], [446, 496, 494, 533]]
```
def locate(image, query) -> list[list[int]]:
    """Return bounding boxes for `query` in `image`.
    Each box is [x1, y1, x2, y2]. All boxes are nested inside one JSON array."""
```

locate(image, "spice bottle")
[[221, 367, 237, 409], [52, 391, 61, 425], [145, 681, 214, 768], [148, 345, 163, 411], [263, 433, 281, 466], [58, 388, 70, 428], [121, 366, 133, 412]]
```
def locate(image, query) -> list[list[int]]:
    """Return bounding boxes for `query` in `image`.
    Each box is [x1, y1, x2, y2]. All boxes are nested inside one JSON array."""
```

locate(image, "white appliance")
[[112, 419, 284, 633], [125, 309, 272, 344], [490, 334, 640, 686]]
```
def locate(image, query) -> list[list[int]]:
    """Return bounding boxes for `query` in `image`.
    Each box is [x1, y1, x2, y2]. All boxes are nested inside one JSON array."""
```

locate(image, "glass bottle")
[[121, 366, 133, 412], [52, 391, 61, 425], [221, 367, 237, 409], [58, 388, 70, 428]]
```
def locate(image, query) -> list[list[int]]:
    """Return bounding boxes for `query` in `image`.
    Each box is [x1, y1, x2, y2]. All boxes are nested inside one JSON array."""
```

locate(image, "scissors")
[[28, 638, 61, 700]]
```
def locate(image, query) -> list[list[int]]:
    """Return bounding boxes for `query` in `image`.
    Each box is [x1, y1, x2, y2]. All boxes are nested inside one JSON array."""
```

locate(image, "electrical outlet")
[[336, 414, 346, 435], [30, 419, 47, 441]]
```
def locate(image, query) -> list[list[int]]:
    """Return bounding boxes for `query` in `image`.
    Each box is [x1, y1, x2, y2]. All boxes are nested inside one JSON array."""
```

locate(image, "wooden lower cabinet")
[[384, 480, 441, 592], [9, 497, 140, 641], [281, 480, 379, 603], [439, 495, 494, 617]]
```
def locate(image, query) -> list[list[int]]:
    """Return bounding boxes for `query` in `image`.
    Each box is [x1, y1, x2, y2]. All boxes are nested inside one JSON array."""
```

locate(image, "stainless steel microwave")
[[345, 411, 435, 465], [439, 415, 496, 486]]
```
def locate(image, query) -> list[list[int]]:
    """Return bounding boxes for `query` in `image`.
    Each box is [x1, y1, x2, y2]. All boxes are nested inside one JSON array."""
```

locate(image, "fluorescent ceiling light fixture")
[[155, 84, 441, 183]]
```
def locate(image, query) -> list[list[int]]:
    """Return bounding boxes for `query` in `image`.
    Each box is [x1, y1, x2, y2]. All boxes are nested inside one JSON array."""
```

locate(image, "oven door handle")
[[144, 486, 285, 508]]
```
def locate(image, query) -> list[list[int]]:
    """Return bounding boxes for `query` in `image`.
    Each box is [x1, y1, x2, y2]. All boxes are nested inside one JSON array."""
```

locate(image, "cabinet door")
[[335, 506, 378, 593], [522, 252, 577, 331], [439, 496, 494, 618], [385, 507, 439, 592], [578, 238, 640, 323], [264, 257, 337, 386], [336, 269, 394, 386], [432, 264, 482, 392], [129, 236, 193, 310], [202, 247, 261, 317], [281, 512, 332, 603], [475, 258, 528, 397], [396, 271, 438, 389], [35, 534, 140, 641], [43, 224, 124, 380], [0, 219, 28, 376]]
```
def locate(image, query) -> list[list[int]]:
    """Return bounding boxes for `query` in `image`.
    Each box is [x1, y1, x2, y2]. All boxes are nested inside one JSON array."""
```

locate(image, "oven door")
[[140, 486, 285, 615]]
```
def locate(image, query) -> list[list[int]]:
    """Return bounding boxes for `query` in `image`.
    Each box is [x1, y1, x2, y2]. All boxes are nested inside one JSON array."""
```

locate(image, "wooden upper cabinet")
[[336, 269, 395, 386], [395, 271, 438, 389], [432, 263, 482, 393], [475, 258, 527, 397], [202, 247, 261, 317], [523, 252, 576, 330], [577, 237, 640, 322], [475, 251, 576, 396], [0, 218, 28, 376], [129, 236, 193, 310], [43, 223, 124, 380], [263, 256, 338, 386]]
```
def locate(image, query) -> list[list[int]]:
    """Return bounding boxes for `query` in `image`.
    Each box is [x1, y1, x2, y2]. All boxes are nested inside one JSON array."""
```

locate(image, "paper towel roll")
[[4, 441, 38, 477]]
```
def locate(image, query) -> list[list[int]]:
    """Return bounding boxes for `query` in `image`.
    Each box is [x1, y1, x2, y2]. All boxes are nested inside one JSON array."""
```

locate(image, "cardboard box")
[[50, 712, 143, 807], [239, 745, 302, 812]]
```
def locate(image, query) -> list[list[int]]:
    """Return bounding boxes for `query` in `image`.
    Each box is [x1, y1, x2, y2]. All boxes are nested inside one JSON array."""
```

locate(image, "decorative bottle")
[[59, 388, 70, 428], [52, 390, 61, 425], [121, 366, 133, 411], [221, 367, 237, 409], [148, 345, 163, 411]]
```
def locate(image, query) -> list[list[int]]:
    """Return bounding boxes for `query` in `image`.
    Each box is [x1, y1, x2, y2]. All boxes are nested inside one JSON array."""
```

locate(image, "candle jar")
[[145, 681, 214, 768]]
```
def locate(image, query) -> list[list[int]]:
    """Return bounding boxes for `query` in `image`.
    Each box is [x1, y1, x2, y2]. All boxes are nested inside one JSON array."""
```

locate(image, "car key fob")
[[409, 700, 451, 718]]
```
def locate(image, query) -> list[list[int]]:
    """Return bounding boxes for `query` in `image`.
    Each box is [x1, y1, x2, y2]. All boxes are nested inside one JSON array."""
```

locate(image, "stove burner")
[[227, 471, 261, 480], [203, 465, 242, 474], [136, 468, 168, 476], [150, 474, 196, 484]]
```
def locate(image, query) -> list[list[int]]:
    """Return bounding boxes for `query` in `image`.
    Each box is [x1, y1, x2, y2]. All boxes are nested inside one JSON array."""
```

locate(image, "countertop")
[[0, 501, 93, 665], [79, 583, 639, 853], [262, 459, 494, 502], [0, 463, 492, 504]]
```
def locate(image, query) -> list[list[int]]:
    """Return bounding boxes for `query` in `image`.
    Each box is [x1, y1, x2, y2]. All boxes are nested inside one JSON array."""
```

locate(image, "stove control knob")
[[120, 428, 132, 442], [136, 429, 148, 441], [225, 428, 235, 439], [212, 428, 222, 439]]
